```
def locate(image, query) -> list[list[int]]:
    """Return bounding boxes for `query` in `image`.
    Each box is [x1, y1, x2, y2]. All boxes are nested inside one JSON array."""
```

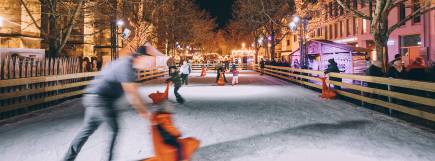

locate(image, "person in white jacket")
[[180, 61, 190, 85]]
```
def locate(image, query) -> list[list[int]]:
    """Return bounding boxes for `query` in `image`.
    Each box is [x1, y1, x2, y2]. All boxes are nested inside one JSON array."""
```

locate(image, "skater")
[[180, 61, 190, 85], [166, 70, 185, 104], [167, 56, 177, 76], [62, 46, 150, 161], [231, 65, 239, 86]]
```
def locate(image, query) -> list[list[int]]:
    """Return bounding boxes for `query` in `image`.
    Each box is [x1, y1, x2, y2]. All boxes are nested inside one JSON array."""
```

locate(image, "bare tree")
[[232, 0, 295, 60], [20, 0, 88, 57]]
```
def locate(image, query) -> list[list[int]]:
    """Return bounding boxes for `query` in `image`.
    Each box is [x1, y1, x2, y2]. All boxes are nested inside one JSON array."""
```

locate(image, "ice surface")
[[0, 71, 434, 161]]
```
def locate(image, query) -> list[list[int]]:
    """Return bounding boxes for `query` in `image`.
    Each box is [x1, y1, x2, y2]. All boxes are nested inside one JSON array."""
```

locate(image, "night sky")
[[195, 0, 234, 29]]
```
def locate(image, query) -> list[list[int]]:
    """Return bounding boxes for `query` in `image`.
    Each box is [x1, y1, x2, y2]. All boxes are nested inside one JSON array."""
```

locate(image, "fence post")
[[387, 83, 392, 116], [360, 81, 365, 106]]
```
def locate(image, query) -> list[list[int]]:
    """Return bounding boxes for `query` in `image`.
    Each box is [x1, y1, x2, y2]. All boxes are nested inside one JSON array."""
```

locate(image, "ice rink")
[[1, 71, 434, 161]]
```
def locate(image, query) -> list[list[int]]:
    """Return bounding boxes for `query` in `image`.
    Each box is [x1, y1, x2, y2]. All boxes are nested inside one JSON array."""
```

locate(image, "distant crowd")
[[366, 54, 435, 82]]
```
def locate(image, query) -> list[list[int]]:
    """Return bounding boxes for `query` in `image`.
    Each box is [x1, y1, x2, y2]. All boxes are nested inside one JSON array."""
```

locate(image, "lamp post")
[[110, 19, 124, 60], [289, 15, 309, 69], [0, 16, 3, 48]]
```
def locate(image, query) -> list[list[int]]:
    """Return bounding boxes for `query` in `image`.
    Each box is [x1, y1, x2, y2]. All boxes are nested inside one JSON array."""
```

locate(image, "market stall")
[[289, 40, 369, 74]]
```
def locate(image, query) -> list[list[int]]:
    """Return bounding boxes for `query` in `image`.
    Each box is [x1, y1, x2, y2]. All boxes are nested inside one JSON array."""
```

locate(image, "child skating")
[[166, 70, 185, 104], [231, 65, 239, 86]]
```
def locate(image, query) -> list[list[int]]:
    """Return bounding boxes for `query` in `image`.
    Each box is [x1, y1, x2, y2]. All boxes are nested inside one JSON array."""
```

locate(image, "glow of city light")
[[242, 43, 246, 48], [293, 16, 301, 24], [116, 20, 124, 26], [0, 16, 4, 27]]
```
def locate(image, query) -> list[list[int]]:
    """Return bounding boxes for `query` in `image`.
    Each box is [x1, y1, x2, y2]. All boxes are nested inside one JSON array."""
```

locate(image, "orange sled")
[[142, 113, 200, 161], [149, 83, 170, 104], [319, 77, 336, 99], [217, 72, 225, 86]]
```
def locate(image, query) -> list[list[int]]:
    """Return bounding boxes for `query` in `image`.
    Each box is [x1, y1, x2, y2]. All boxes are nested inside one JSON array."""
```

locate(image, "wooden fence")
[[0, 67, 167, 120], [1, 56, 85, 80], [255, 65, 435, 124]]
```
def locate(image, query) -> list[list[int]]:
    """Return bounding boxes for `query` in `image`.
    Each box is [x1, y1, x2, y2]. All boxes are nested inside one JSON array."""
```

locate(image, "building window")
[[346, 19, 350, 36], [400, 34, 421, 47], [353, 18, 357, 35], [413, 0, 421, 23], [399, 3, 406, 25], [353, 0, 358, 9], [330, 24, 333, 39], [317, 28, 321, 37], [335, 23, 339, 38], [294, 35, 297, 42], [287, 40, 290, 46], [360, 0, 366, 8], [329, 2, 333, 18], [362, 19, 367, 34], [325, 27, 328, 39], [339, 4, 344, 15], [339, 21, 343, 37]]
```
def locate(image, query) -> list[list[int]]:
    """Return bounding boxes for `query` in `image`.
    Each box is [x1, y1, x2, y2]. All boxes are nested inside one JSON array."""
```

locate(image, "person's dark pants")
[[181, 74, 189, 85], [168, 66, 177, 75], [63, 95, 118, 161], [330, 77, 342, 90], [216, 70, 220, 82], [260, 67, 264, 75], [216, 71, 227, 82], [174, 85, 184, 103], [164, 137, 184, 161]]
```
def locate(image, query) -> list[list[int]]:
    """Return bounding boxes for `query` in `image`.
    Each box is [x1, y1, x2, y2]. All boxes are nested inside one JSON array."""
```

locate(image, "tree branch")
[[388, 4, 435, 35], [336, 0, 371, 20]]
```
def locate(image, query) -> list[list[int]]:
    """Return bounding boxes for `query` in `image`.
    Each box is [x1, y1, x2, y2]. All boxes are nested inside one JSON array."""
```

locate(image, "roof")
[[290, 39, 370, 55], [144, 42, 166, 56]]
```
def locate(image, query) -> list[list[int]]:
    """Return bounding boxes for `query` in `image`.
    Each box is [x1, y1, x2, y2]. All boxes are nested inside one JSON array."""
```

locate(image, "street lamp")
[[289, 15, 309, 69], [110, 19, 125, 60], [242, 43, 245, 49]]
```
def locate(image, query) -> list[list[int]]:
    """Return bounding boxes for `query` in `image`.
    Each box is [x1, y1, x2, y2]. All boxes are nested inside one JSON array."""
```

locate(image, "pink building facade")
[[305, 1, 435, 66]]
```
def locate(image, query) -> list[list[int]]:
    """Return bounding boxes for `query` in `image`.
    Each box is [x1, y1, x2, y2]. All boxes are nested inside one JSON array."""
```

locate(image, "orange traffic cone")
[[217, 72, 225, 86], [200, 66, 207, 78], [319, 77, 336, 99]]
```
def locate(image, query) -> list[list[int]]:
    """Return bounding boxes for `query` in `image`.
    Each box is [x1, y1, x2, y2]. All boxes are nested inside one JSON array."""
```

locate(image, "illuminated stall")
[[231, 49, 255, 65], [289, 40, 369, 74]]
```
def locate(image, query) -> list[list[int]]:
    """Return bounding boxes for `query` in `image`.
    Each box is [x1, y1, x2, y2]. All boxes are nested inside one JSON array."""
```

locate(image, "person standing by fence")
[[324, 59, 342, 90], [406, 57, 428, 82], [259, 58, 265, 75], [62, 46, 150, 161], [231, 64, 239, 86]]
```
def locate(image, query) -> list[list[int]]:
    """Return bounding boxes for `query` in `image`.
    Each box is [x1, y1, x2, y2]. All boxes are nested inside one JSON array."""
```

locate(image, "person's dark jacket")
[[324, 63, 342, 82], [387, 66, 406, 79], [429, 65, 435, 82], [406, 65, 428, 82], [260, 60, 265, 68], [166, 72, 182, 87], [366, 65, 386, 89]]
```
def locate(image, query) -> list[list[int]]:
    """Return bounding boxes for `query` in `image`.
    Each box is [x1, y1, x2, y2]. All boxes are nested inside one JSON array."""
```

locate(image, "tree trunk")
[[371, 16, 390, 71], [48, 0, 58, 58], [270, 23, 276, 59]]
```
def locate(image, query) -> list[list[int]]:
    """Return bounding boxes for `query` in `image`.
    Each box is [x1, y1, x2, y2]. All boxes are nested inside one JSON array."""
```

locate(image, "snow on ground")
[[0, 71, 434, 161]]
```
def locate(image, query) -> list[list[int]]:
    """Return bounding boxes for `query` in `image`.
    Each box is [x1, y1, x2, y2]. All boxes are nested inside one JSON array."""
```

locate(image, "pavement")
[[1, 71, 435, 161]]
